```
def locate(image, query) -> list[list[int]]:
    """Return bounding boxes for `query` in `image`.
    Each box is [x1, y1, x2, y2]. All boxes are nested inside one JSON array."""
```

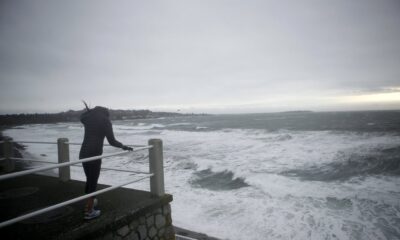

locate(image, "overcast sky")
[[1, 0, 399, 114]]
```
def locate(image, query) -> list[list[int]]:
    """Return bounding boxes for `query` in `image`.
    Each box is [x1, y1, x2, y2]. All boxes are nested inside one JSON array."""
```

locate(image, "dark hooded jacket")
[[79, 106, 124, 159]]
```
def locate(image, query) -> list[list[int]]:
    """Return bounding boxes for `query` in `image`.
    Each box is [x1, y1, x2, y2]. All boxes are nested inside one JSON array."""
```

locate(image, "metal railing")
[[176, 234, 200, 240], [0, 138, 165, 228]]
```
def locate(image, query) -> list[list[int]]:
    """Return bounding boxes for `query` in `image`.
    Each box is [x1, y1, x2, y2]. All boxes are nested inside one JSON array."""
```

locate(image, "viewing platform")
[[0, 137, 220, 240], [0, 174, 174, 240], [0, 138, 179, 240]]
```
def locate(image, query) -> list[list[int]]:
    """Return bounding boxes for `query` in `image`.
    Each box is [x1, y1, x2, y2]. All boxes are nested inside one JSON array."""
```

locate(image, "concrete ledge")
[[0, 174, 173, 239]]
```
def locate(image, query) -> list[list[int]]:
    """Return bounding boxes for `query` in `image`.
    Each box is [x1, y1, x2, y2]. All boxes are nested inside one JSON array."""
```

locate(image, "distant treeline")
[[0, 109, 183, 126]]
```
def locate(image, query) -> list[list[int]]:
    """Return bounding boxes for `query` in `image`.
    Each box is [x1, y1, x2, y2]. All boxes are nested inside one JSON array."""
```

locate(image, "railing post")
[[3, 138, 15, 172], [148, 139, 165, 196], [57, 138, 70, 182]]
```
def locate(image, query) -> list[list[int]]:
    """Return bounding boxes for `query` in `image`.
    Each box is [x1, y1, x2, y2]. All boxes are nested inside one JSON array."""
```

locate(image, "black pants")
[[82, 160, 101, 194]]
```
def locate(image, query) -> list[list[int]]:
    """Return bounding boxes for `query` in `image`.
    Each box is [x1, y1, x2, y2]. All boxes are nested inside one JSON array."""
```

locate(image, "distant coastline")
[[0, 109, 205, 126]]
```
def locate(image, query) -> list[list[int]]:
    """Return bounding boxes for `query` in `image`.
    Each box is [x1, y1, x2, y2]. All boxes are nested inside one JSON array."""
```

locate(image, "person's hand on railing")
[[122, 145, 133, 151]]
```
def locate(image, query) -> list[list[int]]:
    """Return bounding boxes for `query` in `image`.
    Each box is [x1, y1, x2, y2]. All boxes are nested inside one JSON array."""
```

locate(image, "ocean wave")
[[190, 169, 249, 191], [167, 122, 192, 126], [67, 125, 82, 130], [114, 123, 165, 131], [325, 197, 353, 210], [159, 122, 212, 132], [281, 146, 400, 181], [256, 133, 293, 142]]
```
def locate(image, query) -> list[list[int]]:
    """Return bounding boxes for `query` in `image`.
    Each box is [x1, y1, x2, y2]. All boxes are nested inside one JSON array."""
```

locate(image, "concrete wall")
[[98, 203, 175, 240]]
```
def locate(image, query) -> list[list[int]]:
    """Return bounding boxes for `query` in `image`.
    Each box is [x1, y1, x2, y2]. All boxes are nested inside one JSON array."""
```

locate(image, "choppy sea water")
[[4, 111, 400, 240]]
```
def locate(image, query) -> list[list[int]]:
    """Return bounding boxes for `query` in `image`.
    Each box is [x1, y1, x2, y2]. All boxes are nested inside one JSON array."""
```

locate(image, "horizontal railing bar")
[[10, 146, 150, 165], [67, 142, 149, 148], [0, 146, 152, 181], [120, 146, 153, 152], [12, 158, 150, 174], [13, 140, 151, 149], [0, 174, 153, 228], [0, 150, 135, 181], [175, 234, 199, 240], [11, 157, 55, 164], [0, 141, 4, 144], [17, 141, 58, 145], [101, 167, 151, 175], [0, 158, 5, 161], [14, 156, 150, 163]]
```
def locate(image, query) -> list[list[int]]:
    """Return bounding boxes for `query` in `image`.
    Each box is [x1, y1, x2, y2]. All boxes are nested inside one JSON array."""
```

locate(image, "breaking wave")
[[281, 146, 400, 181], [190, 169, 249, 191]]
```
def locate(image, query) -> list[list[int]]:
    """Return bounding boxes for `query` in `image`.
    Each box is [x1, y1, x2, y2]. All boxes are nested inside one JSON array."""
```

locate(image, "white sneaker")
[[84, 209, 101, 220]]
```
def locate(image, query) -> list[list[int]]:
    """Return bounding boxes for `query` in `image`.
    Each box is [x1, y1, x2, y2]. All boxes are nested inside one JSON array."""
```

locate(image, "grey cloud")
[[1, 0, 400, 113]]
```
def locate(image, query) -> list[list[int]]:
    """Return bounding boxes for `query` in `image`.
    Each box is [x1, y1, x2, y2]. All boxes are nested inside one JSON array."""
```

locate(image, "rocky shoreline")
[[0, 131, 24, 158]]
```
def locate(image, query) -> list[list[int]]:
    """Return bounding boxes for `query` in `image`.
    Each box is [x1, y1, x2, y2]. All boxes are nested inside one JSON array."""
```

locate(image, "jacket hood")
[[80, 106, 110, 124]]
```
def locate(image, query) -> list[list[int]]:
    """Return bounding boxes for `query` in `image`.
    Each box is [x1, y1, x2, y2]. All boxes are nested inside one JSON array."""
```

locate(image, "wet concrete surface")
[[0, 174, 172, 239]]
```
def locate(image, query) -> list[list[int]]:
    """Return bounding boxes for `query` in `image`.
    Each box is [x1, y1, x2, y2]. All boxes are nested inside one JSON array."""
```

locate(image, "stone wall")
[[99, 203, 175, 240]]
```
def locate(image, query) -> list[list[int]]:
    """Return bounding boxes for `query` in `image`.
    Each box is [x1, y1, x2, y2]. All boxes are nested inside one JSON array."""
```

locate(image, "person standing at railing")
[[80, 103, 133, 220]]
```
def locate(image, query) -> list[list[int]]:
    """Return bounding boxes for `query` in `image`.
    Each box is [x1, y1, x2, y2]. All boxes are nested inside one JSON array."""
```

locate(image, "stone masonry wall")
[[100, 203, 175, 240]]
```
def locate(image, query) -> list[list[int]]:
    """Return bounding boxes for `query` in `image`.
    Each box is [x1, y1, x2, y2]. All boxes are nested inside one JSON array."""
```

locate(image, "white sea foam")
[[4, 122, 400, 240], [167, 122, 192, 126], [113, 123, 165, 131]]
